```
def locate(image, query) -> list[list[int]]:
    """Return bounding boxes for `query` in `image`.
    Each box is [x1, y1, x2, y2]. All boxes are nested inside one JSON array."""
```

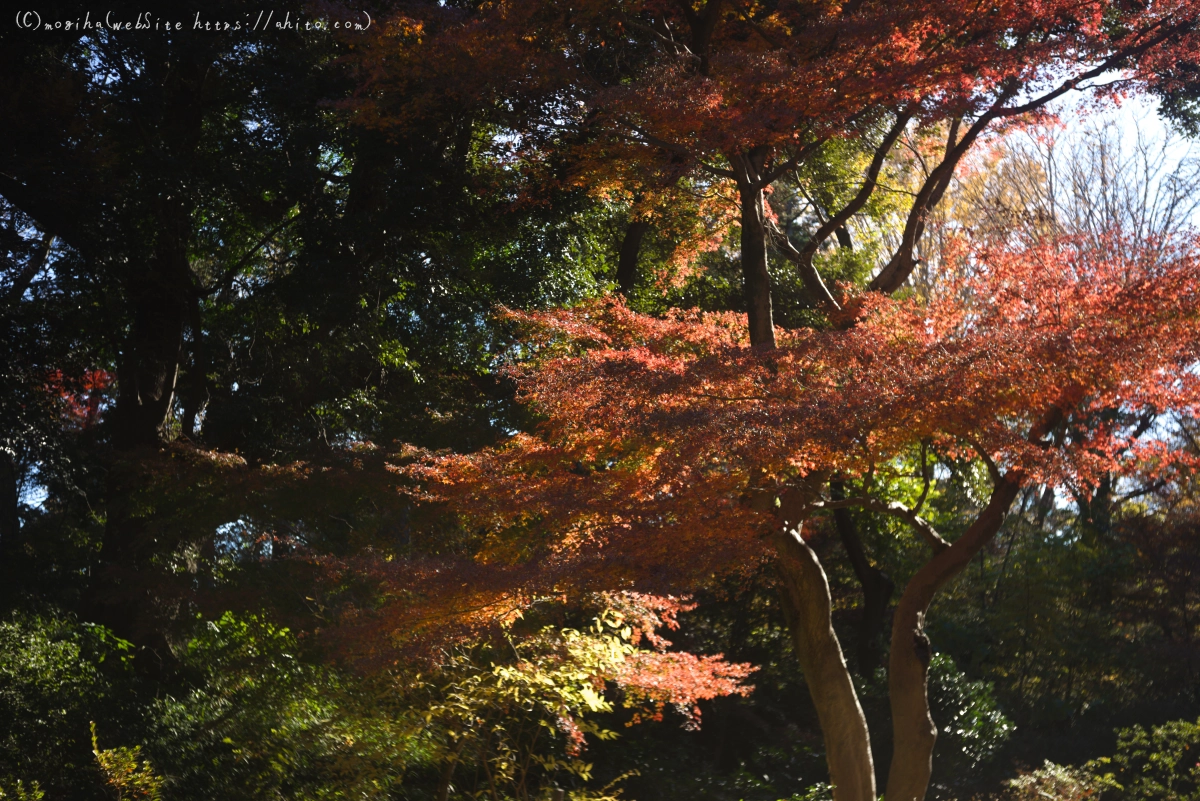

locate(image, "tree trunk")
[[435, 737, 469, 801], [179, 291, 209, 440], [885, 476, 1021, 801], [0, 450, 20, 566], [111, 239, 191, 450], [733, 148, 775, 348], [616, 220, 649, 296], [830, 482, 895, 676], [775, 524, 876, 801], [94, 217, 192, 655]]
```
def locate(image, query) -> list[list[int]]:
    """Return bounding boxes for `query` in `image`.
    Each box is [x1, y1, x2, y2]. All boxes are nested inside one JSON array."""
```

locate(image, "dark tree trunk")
[[0, 450, 20, 566], [834, 224, 853, 251], [94, 216, 192, 657], [830, 482, 895, 675], [616, 220, 649, 295], [111, 230, 191, 450], [734, 148, 776, 347], [178, 291, 209, 440]]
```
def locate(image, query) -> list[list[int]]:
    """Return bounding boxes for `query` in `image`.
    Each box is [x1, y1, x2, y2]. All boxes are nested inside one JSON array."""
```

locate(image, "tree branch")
[[768, 220, 842, 312], [869, 17, 1189, 295], [914, 440, 931, 514], [202, 216, 298, 296], [766, 110, 912, 313], [0, 173, 91, 255], [3, 234, 53, 305], [757, 137, 830, 188], [812, 496, 949, 553]]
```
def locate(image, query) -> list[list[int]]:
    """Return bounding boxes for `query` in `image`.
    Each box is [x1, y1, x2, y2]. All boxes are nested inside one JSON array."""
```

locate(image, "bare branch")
[[202, 215, 299, 296], [766, 110, 912, 312], [812, 496, 949, 553]]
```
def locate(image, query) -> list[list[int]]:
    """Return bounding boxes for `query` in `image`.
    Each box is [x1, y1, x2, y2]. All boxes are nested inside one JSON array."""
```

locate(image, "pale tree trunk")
[[885, 476, 1021, 801], [775, 523, 876, 801], [733, 144, 869, 797]]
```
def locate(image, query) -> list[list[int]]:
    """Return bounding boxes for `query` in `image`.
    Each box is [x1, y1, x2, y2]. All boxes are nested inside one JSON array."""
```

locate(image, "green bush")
[[929, 653, 1016, 770], [1006, 761, 1113, 801], [0, 612, 137, 799], [144, 612, 415, 801], [1090, 718, 1200, 801]]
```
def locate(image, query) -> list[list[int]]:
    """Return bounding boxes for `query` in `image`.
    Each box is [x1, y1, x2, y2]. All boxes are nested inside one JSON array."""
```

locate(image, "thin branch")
[[3, 233, 53, 304], [962, 436, 1001, 485], [812, 496, 949, 553], [615, 121, 693, 157], [767, 220, 842, 312], [869, 17, 1187, 295], [798, 110, 912, 249], [870, 92, 1015, 293], [767, 110, 912, 312], [0, 173, 90, 255], [914, 440, 932, 514], [621, 15, 696, 59], [1113, 479, 1167, 505], [202, 215, 298, 296], [758, 137, 831, 187], [698, 161, 738, 179]]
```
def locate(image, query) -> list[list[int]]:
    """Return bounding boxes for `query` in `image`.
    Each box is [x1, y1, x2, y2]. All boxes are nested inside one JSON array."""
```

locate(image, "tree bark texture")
[[98, 207, 193, 652], [775, 525, 876, 801], [884, 475, 1021, 801]]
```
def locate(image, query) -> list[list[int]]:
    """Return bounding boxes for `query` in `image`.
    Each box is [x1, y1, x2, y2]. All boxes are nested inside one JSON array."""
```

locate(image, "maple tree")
[[3, 2, 1200, 797], [359, 0, 1200, 343], [349, 3, 1200, 799], [402, 231, 1200, 801]]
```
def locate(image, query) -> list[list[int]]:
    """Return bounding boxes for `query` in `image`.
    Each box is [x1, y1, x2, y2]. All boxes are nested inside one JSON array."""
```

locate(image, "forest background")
[[4, 1, 1200, 800]]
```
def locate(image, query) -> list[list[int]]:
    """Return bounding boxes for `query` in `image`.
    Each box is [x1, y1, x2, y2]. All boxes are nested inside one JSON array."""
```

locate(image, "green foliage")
[[1090, 718, 1200, 801], [406, 611, 666, 800], [0, 781, 42, 801], [928, 653, 1016, 771], [0, 613, 137, 798], [91, 722, 163, 801], [144, 612, 413, 801], [1006, 761, 1114, 801], [0, 5, 1198, 799], [779, 782, 834, 801]]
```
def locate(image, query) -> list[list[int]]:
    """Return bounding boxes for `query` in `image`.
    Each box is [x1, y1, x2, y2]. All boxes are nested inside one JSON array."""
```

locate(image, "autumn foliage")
[[400, 234, 1200, 597]]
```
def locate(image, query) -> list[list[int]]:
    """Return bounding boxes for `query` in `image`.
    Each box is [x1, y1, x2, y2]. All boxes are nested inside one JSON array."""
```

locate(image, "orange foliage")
[[349, 1, 1200, 172], [45, 368, 112, 429], [379, 235, 1200, 645], [345, 0, 1200, 302]]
